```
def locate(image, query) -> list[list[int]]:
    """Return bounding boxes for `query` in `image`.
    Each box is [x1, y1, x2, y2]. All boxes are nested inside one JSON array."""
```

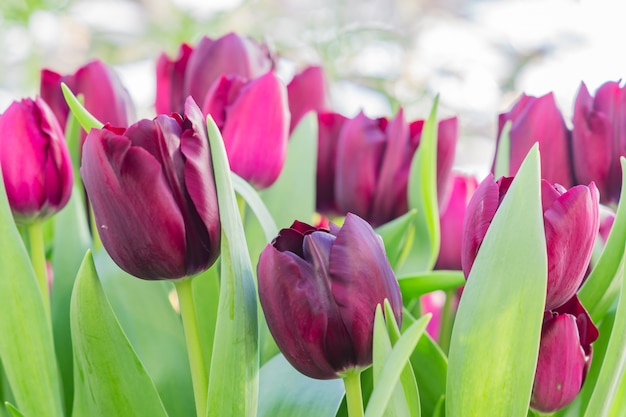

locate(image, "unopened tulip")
[[462, 175, 599, 310], [81, 97, 220, 280], [287, 66, 329, 133], [531, 295, 598, 413], [155, 43, 193, 115], [316, 112, 348, 215], [495, 92, 574, 188], [572, 81, 626, 206], [257, 213, 402, 379], [202, 71, 289, 189], [0, 97, 73, 222], [317, 109, 457, 227], [40, 60, 134, 132]]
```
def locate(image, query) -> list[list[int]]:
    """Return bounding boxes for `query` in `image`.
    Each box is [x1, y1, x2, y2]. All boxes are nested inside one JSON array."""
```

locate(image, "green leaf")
[[258, 354, 344, 417], [494, 121, 511, 178], [402, 96, 441, 274], [64, 102, 84, 190], [206, 115, 259, 417], [446, 145, 546, 417], [0, 163, 64, 417], [579, 158, 626, 321], [4, 403, 24, 417], [231, 172, 278, 242], [70, 251, 169, 417], [376, 210, 417, 271], [365, 314, 431, 417], [583, 246, 626, 417], [397, 271, 465, 299], [61, 83, 104, 132]]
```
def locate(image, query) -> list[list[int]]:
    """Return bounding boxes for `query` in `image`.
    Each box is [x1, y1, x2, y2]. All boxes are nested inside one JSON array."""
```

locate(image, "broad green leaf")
[[232, 172, 278, 242], [397, 271, 465, 299], [402, 97, 441, 274], [61, 83, 104, 132], [4, 403, 24, 417], [608, 367, 626, 417], [206, 115, 259, 417], [494, 121, 511, 178], [365, 314, 430, 417], [0, 165, 64, 417], [258, 354, 344, 417], [376, 210, 417, 270], [70, 251, 169, 417], [583, 247, 626, 417], [579, 158, 626, 321], [446, 145, 546, 417], [192, 266, 220, 377]]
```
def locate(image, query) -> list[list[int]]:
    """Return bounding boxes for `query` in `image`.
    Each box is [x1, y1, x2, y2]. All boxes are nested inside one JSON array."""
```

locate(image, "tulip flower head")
[[287, 65, 330, 133], [257, 213, 403, 379], [0, 97, 73, 222], [462, 175, 599, 310], [531, 295, 598, 413], [81, 97, 220, 280]]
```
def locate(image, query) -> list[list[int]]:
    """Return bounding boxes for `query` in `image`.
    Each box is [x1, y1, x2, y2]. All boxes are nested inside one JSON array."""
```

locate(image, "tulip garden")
[[1, 12, 626, 417]]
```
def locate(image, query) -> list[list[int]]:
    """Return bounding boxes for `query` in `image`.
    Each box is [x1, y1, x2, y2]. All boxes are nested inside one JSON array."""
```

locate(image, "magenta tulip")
[[495, 92, 574, 188], [258, 213, 403, 379], [155, 43, 193, 115], [81, 97, 220, 280], [0, 97, 73, 222], [572, 81, 626, 206], [202, 71, 289, 189], [287, 66, 329, 133], [531, 295, 598, 413], [40, 59, 134, 133], [462, 175, 599, 310]]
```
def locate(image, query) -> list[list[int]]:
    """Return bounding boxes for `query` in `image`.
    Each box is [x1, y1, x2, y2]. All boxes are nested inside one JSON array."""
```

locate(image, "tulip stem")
[[343, 370, 364, 417], [175, 278, 208, 417], [28, 220, 50, 315], [438, 288, 457, 354]]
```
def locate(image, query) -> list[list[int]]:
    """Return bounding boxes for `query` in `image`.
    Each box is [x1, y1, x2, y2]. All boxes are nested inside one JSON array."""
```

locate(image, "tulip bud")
[[531, 295, 598, 413], [81, 97, 220, 280], [258, 213, 403, 379], [316, 112, 348, 215], [155, 43, 194, 115], [202, 72, 289, 189], [0, 97, 73, 222], [572, 81, 626, 206], [462, 175, 599, 310], [495, 92, 574, 188], [287, 66, 329, 133], [40, 59, 135, 132]]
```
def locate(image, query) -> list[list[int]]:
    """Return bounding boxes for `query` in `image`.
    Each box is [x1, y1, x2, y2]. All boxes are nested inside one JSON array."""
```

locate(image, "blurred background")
[[1, 0, 624, 174]]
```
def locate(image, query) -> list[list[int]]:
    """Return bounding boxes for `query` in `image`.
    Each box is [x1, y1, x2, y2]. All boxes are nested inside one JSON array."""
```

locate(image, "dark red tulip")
[[531, 295, 598, 413], [462, 175, 599, 310], [287, 66, 329, 133], [495, 92, 574, 188], [257, 213, 403, 379], [572, 81, 626, 206], [0, 97, 73, 222], [80, 97, 220, 280]]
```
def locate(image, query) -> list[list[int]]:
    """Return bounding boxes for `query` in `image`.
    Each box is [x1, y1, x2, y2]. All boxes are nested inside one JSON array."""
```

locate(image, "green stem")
[[28, 220, 50, 315], [343, 370, 364, 417], [175, 278, 208, 417], [438, 289, 457, 355]]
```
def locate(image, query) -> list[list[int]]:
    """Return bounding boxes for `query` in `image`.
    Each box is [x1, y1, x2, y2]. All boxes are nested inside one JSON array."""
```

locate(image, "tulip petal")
[[316, 112, 347, 214], [81, 129, 187, 279], [155, 43, 193, 114], [287, 66, 328, 133]]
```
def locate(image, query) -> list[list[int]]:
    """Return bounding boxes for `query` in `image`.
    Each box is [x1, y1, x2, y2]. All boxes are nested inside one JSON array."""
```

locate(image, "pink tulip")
[[287, 66, 329, 133]]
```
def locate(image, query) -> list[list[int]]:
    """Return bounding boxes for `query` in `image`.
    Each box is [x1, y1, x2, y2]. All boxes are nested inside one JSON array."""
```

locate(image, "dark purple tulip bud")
[[258, 213, 403, 379], [80, 97, 220, 280], [40, 59, 135, 133], [0, 97, 73, 222], [495, 92, 574, 188], [572, 81, 626, 206], [321, 110, 457, 227], [531, 295, 598, 413], [316, 112, 348, 215], [155, 43, 194, 115], [462, 175, 599, 310], [202, 72, 289, 189], [435, 173, 478, 271], [287, 66, 329, 133]]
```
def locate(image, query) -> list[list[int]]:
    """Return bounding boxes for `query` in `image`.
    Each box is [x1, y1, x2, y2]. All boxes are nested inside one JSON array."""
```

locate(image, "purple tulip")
[[257, 213, 403, 379], [435, 173, 478, 271], [0, 97, 73, 222], [531, 295, 598, 413], [80, 97, 220, 280], [316, 109, 457, 227], [572, 81, 626, 206], [495, 92, 574, 189], [202, 71, 289, 189], [462, 175, 599, 310], [287, 66, 329, 133], [155, 43, 193, 115], [40, 59, 135, 133]]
